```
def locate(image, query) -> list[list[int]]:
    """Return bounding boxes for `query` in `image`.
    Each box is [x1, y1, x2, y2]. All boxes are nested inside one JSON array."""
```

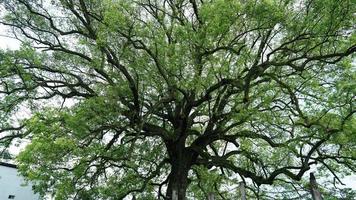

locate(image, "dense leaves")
[[0, 0, 355, 199]]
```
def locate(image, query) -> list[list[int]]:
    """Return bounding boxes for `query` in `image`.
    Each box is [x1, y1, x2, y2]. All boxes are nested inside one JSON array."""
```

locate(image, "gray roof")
[[0, 162, 17, 169]]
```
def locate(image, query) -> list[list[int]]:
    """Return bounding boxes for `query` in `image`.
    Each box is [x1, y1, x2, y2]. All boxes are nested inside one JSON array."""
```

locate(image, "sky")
[[0, 24, 20, 50]]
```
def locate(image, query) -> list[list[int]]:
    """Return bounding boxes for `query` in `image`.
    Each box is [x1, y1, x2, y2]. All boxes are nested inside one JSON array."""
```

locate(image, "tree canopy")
[[0, 0, 355, 199]]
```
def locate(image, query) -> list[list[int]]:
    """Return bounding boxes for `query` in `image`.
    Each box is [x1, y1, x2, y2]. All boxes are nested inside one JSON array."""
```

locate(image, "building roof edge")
[[0, 161, 17, 169]]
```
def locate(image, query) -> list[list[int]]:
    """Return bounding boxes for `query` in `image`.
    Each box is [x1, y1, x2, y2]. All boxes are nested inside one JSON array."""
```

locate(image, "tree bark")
[[166, 143, 194, 200], [239, 182, 247, 200], [208, 193, 215, 200], [310, 173, 323, 200]]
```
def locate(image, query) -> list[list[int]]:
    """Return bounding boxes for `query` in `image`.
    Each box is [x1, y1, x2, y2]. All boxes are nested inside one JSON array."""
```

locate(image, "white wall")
[[0, 165, 40, 200]]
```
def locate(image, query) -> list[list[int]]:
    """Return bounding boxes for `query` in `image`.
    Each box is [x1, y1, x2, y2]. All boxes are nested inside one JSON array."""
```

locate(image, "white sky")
[[0, 24, 20, 50]]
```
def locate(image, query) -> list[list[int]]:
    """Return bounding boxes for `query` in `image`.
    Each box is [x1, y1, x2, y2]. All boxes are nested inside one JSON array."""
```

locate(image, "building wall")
[[0, 165, 40, 200]]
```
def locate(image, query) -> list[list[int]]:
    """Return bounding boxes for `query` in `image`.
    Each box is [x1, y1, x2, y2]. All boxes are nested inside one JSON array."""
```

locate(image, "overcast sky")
[[0, 24, 20, 50]]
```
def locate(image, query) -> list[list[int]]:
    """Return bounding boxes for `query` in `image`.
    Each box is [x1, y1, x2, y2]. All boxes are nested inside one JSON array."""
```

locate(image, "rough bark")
[[310, 173, 323, 200], [166, 141, 195, 200]]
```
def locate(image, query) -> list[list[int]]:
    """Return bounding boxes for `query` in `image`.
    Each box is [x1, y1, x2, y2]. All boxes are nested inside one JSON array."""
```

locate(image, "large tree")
[[0, 0, 355, 199]]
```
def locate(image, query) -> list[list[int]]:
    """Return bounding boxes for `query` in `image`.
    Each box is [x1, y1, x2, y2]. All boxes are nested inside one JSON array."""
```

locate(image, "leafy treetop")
[[0, 0, 355, 199]]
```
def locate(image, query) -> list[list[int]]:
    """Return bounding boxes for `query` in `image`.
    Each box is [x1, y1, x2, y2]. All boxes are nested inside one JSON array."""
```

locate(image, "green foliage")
[[0, 0, 355, 199]]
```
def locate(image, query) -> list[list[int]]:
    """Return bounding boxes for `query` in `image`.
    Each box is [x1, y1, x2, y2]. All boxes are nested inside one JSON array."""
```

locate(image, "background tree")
[[0, 0, 355, 199]]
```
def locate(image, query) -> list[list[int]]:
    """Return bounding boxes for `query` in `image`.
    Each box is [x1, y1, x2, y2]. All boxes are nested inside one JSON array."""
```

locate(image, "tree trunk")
[[239, 182, 247, 200], [166, 144, 194, 200], [166, 163, 189, 200], [310, 173, 323, 200]]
